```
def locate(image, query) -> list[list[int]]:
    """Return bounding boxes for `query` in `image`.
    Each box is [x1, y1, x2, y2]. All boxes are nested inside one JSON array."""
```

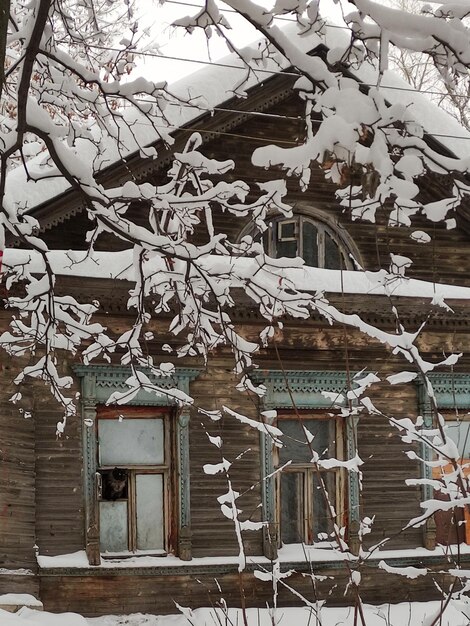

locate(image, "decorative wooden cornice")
[[54, 276, 470, 329], [73, 364, 200, 406], [252, 369, 348, 408], [418, 372, 470, 409]]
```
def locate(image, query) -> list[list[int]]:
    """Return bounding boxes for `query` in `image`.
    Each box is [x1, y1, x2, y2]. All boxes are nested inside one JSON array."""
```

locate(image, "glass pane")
[[99, 418, 164, 465], [302, 221, 319, 267], [278, 221, 296, 239], [311, 472, 334, 541], [136, 474, 164, 550], [324, 232, 342, 269], [276, 240, 297, 258], [100, 501, 128, 552], [281, 472, 304, 544], [446, 421, 470, 458], [279, 419, 333, 464]]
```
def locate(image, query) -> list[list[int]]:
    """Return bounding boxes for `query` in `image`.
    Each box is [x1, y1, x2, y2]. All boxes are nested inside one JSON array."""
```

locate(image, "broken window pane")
[[98, 418, 164, 465], [100, 468, 128, 501]]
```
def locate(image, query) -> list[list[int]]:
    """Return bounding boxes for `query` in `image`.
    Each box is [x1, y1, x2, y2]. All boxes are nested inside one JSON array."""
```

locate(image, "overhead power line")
[[69, 12, 470, 145], [130, 95, 470, 145], [159, 0, 350, 29], [135, 97, 470, 142], [89, 42, 470, 102], [134, 118, 470, 147]]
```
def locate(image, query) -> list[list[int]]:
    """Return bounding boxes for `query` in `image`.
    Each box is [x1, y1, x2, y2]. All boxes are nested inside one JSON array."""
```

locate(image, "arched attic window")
[[263, 212, 356, 270]]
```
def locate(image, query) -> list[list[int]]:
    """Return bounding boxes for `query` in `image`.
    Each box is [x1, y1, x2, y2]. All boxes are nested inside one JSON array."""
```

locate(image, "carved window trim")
[[252, 370, 360, 557], [74, 365, 200, 565]]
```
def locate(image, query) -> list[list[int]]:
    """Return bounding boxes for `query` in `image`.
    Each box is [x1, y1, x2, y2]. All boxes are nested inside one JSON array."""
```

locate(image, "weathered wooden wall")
[[35, 75, 470, 288], [4, 281, 470, 606], [189, 368, 263, 557], [0, 341, 38, 596], [38, 560, 461, 616], [34, 374, 84, 557]]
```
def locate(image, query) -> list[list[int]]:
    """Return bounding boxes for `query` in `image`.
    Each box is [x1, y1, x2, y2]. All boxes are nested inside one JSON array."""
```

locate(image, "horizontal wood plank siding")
[[190, 369, 263, 557], [34, 370, 84, 557], [39, 561, 461, 616], [0, 353, 36, 575], [3, 67, 470, 613]]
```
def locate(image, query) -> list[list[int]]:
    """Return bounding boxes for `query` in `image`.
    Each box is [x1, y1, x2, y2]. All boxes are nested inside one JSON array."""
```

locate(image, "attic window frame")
[[268, 215, 353, 270]]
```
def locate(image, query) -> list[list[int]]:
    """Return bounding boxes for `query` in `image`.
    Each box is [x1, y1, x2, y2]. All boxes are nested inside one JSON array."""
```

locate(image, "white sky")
[[132, 0, 345, 83]]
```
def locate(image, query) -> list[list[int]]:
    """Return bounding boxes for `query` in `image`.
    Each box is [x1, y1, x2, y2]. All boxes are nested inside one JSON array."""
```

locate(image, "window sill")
[[101, 550, 167, 561], [36, 544, 470, 576]]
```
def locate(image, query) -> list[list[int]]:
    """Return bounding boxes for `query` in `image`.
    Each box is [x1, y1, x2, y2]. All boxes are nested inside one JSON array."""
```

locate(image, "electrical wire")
[[154, 0, 353, 30], [129, 97, 470, 144], [132, 0, 470, 100], [132, 117, 470, 147], [91, 42, 301, 78], [89, 41, 470, 103], [134, 96, 303, 122], [138, 122, 303, 145], [133, 97, 470, 142]]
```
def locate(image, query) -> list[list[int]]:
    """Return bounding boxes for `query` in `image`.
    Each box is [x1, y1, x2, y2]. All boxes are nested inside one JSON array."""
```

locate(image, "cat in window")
[[102, 467, 128, 500]]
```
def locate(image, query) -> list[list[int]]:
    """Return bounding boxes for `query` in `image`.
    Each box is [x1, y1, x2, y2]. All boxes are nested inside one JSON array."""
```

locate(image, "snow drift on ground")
[[2, 601, 470, 626]]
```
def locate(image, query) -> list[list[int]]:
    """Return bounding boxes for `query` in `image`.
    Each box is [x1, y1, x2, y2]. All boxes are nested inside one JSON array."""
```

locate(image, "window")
[[75, 365, 198, 565], [445, 419, 470, 458], [267, 216, 351, 269], [432, 415, 470, 545], [254, 370, 357, 558], [97, 406, 173, 555], [416, 374, 470, 549], [275, 411, 343, 545]]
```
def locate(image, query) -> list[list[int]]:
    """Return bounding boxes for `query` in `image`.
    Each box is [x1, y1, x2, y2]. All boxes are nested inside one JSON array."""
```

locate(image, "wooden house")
[[2, 29, 470, 616]]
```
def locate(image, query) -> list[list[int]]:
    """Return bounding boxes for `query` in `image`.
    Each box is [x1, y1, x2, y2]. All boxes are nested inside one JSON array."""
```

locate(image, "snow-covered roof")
[[5, 248, 470, 303], [6, 22, 470, 213]]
